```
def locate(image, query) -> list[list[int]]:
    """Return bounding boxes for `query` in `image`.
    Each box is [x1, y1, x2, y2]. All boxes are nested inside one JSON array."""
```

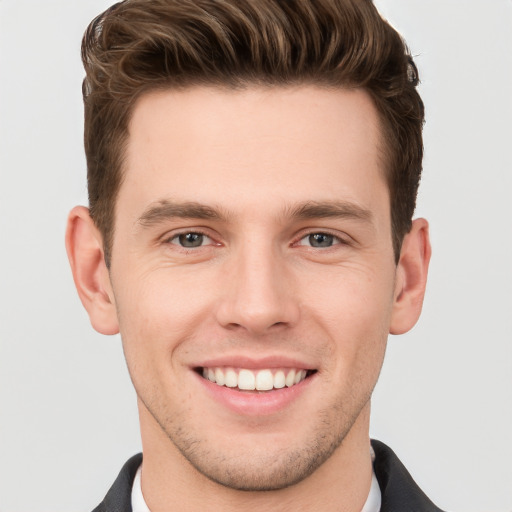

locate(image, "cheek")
[[113, 268, 218, 369], [303, 266, 393, 369], [305, 263, 395, 328]]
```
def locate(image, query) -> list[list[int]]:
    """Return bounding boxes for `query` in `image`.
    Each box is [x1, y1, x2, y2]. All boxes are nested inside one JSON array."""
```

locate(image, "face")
[[108, 86, 399, 490]]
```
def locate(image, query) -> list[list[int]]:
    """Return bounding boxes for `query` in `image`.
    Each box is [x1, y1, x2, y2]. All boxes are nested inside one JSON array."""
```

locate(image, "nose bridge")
[[216, 235, 299, 334]]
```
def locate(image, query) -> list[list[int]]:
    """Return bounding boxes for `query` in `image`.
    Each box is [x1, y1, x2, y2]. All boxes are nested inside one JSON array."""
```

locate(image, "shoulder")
[[92, 453, 142, 512], [371, 440, 445, 512]]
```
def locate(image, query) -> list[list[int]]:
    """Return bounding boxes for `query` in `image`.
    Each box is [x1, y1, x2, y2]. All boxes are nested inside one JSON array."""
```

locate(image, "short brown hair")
[[82, 0, 424, 265]]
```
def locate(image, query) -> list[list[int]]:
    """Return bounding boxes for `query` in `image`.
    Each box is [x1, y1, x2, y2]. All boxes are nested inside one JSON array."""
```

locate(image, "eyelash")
[[165, 230, 217, 249], [293, 230, 349, 249]]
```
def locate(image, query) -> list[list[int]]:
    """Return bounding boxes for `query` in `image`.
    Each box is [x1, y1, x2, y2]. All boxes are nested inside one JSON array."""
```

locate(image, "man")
[[66, 0, 441, 510]]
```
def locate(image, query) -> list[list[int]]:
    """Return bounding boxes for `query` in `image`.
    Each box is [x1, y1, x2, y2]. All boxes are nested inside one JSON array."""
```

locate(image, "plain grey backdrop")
[[0, 1, 511, 511]]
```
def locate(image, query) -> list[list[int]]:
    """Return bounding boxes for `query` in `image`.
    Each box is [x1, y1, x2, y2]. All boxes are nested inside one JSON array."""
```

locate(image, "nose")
[[215, 243, 300, 335]]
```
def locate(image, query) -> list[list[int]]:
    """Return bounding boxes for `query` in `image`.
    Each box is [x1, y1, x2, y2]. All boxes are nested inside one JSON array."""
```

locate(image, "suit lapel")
[[372, 440, 445, 512]]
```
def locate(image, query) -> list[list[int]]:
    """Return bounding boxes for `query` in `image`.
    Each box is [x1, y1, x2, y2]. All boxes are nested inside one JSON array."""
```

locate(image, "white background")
[[0, 1, 511, 511]]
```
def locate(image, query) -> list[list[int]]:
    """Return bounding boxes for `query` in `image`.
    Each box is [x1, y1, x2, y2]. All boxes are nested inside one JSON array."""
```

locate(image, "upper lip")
[[194, 355, 316, 370]]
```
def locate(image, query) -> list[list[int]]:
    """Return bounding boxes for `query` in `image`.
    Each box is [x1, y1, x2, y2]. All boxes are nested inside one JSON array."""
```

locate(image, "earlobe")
[[65, 206, 119, 335], [389, 218, 431, 335]]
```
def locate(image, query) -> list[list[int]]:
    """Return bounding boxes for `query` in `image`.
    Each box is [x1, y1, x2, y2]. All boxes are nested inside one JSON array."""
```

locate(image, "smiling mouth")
[[197, 367, 317, 391]]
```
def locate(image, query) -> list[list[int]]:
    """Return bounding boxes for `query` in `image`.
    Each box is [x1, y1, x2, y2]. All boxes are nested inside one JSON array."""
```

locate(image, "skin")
[[66, 85, 431, 512]]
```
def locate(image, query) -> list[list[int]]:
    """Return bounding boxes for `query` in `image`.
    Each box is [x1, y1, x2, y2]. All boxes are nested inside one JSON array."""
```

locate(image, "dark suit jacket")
[[92, 440, 445, 512]]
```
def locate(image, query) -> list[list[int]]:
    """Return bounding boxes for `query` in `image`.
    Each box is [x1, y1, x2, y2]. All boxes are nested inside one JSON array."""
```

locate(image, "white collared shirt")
[[131, 465, 151, 512]]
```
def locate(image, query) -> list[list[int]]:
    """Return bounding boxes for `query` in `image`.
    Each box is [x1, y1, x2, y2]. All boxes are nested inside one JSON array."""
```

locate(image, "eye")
[[297, 232, 341, 248], [169, 232, 213, 248]]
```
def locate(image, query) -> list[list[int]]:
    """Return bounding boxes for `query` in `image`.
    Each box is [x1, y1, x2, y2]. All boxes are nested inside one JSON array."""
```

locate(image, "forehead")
[[121, 85, 387, 221]]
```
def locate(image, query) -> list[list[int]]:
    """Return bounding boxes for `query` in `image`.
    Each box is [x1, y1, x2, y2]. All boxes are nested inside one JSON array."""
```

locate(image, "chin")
[[180, 440, 340, 491], [156, 399, 369, 492]]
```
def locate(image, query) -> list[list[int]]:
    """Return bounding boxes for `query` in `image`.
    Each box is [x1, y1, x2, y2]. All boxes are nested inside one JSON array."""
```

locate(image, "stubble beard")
[[141, 391, 372, 492]]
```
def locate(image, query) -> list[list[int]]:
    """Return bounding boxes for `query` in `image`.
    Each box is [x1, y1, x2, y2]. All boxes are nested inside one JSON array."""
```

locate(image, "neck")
[[138, 401, 373, 512]]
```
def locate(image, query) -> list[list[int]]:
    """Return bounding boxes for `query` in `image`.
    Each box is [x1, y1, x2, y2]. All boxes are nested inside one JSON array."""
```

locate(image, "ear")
[[390, 218, 431, 335], [65, 206, 119, 335]]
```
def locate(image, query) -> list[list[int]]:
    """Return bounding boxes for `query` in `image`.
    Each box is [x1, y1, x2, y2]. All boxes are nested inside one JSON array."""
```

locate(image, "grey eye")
[[308, 233, 335, 247], [297, 232, 341, 248], [172, 232, 209, 248]]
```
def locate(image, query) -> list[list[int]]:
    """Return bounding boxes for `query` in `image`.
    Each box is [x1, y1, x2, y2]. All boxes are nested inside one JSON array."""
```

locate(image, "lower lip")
[[194, 371, 315, 416]]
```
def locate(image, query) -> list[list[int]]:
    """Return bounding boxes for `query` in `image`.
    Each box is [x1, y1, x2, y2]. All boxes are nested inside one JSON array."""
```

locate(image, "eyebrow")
[[137, 200, 226, 226], [136, 199, 373, 227], [287, 200, 373, 223]]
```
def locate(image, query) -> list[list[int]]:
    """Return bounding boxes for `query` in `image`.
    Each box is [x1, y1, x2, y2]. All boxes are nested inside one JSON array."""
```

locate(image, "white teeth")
[[255, 369, 273, 391], [202, 367, 309, 390], [224, 368, 238, 388], [214, 368, 225, 386], [285, 369, 296, 387], [238, 369, 256, 390], [274, 370, 286, 389]]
